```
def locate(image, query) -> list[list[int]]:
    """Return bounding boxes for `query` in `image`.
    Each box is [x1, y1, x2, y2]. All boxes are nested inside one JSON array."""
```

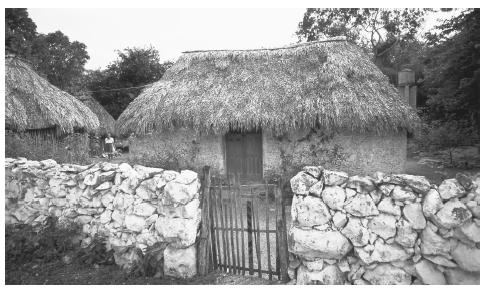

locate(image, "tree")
[[87, 47, 173, 119], [31, 31, 90, 94], [422, 9, 480, 137], [5, 8, 37, 57], [5, 9, 90, 94], [296, 8, 428, 82]]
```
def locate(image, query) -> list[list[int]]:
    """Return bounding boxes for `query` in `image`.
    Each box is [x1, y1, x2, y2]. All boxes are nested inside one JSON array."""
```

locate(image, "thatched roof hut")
[[5, 56, 99, 133], [75, 94, 115, 135], [117, 38, 420, 179], [117, 37, 419, 136]]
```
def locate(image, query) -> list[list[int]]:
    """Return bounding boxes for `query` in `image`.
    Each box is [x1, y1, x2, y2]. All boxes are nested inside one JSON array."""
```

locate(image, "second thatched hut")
[[5, 56, 99, 163], [117, 37, 419, 183]]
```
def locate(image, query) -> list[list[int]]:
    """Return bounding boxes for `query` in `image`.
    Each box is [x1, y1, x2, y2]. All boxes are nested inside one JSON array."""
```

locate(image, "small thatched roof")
[[117, 37, 419, 136], [5, 56, 99, 133], [75, 94, 116, 135]]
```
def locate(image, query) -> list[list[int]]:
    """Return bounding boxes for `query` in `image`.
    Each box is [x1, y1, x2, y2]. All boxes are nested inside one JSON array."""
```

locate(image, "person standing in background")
[[105, 133, 115, 160]]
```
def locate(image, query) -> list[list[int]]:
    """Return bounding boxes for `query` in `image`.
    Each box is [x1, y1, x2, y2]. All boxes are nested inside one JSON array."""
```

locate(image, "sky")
[[27, 8, 461, 70], [28, 8, 305, 70]]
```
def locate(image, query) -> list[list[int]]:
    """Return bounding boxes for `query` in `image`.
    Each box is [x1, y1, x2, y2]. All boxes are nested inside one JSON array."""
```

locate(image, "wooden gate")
[[197, 166, 289, 281]]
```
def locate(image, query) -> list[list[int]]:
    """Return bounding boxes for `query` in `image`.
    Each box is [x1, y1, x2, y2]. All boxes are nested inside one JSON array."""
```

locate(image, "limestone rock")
[[164, 245, 197, 278], [321, 186, 346, 210], [421, 226, 451, 257], [455, 173, 474, 190], [158, 199, 200, 219], [155, 215, 200, 247], [424, 255, 457, 268], [458, 221, 480, 243], [323, 170, 348, 186], [403, 203, 426, 229], [391, 185, 416, 201], [290, 172, 318, 195], [388, 174, 431, 194], [341, 217, 369, 246], [40, 159, 57, 168], [133, 165, 164, 179], [395, 219, 417, 247], [303, 259, 324, 271], [377, 197, 401, 216], [344, 193, 379, 217], [434, 199, 472, 229], [100, 209, 113, 224], [297, 264, 345, 285], [346, 175, 375, 193], [363, 263, 411, 285], [444, 268, 480, 284], [369, 190, 382, 205], [163, 179, 200, 205], [415, 259, 446, 284], [96, 181, 113, 191], [423, 189, 443, 217], [451, 242, 480, 272], [332, 211, 348, 229], [379, 184, 395, 196], [368, 213, 397, 240], [370, 241, 412, 263], [292, 195, 331, 227], [303, 166, 323, 179], [308, 179, 324, 197], [289, 226, 352, 260], [125, 215, 146, 232], [134, 203, 157, 217], [101, 193, 115, 207], [439, 179, 466, 200]]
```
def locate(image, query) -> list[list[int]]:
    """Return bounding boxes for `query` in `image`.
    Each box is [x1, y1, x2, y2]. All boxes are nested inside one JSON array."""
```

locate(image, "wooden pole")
[[247, 200, 254, 275], [275, 179, 289, 282], [197, 166, 211, 276]]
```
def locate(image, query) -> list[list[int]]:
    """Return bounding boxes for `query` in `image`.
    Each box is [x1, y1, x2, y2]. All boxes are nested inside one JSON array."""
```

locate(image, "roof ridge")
[[182, 36, 347, 54]]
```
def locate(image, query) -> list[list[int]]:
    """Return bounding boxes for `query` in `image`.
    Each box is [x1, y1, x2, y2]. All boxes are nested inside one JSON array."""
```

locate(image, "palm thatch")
[[75, 94, 116, 135], [117, 37, 420, 136], [5, 56, 99, 133]]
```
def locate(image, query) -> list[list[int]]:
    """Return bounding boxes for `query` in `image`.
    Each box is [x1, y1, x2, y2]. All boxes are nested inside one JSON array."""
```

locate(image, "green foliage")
[[76, 237, 115, 266], [414, 120, 479, 165], [5, 8, 37, 57], [30, 31, 90, 94], [128, 243, 167, 278], [127, 133, 200, 171], [5, 131, 91, 164], [86, 47, 173, 119], [422, 9, 480, 136], [296, 8, 428, 83], [5, 216, 82, 265], [5, 8, 90, 94]]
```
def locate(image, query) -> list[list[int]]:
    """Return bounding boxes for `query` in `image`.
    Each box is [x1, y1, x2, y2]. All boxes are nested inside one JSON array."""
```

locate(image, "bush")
[[5, 130, 91, 164], [412, 120, 479, 165], [5, 216, 82, 265]]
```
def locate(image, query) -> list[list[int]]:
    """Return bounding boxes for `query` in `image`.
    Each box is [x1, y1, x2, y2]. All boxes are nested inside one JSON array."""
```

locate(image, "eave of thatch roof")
[[116, 37, 420, 136], [5, 56, 100, 133], [76, 94, 116, 135]]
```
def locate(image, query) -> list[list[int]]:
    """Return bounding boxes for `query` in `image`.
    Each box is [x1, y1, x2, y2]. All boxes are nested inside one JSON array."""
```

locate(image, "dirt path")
[[6, 260, 278, 285]]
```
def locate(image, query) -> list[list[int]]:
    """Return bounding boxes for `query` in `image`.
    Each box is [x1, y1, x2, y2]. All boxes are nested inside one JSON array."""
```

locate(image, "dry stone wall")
[[5, 157, 202, 279], [288, 166, 480, 285]]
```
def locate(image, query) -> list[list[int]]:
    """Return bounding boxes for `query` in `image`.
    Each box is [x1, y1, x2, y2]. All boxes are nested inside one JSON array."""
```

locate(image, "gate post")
[[275, 179, 290, 282], [198, 166, 212, 275]]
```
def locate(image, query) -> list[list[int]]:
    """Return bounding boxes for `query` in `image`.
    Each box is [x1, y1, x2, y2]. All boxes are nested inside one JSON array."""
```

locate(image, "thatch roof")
[[5, 56, 99, 133], [75, 94, 116, 135], [117, 37, 420, 136]]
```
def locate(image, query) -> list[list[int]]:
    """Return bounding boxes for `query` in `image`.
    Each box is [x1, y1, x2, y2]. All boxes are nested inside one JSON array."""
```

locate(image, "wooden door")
[[225, 131, 263, 183]]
